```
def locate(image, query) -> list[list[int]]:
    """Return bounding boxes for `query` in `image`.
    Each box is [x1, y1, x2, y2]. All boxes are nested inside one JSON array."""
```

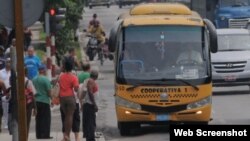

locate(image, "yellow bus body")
[[111, 3, 217, 135]]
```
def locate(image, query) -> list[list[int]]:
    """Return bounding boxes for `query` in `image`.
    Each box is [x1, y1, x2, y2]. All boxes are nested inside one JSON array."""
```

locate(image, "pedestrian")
[[24, 27, 32, 51], [32, 64, 53, 139], [82, 70, 99, 141], [59, 57, 79, 141], [0, 79, 7, 133], [0, 58, 11, 130], [8, 68, 18, 141], [60, 91, 81, 141], [60, 61, 82, 141], [78, 62, 91, 138], [7, 29, 15, 48], [78, 62, 91, 84], [0, 45, 6, 70], [0, 26, 8, 48], [63, 48, 81, 71], [5, 38, 16, 58], [24, 67, 37, 137], [24, 46, 41, 79]]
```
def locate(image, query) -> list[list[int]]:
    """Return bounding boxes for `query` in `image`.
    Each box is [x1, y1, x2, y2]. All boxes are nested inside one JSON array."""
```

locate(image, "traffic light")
[[49, 7, 66, 33]]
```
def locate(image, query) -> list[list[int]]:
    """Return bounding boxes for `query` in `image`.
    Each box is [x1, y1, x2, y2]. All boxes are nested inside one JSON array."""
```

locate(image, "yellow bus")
[[109, 3, 218, 135]]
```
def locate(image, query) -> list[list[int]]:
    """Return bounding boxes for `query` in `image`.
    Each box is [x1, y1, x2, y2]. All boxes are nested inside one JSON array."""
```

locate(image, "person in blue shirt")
[[24, 46, 41, 80]]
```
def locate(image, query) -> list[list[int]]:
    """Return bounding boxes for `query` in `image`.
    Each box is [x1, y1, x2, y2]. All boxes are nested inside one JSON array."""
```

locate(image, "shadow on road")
[[130, 125, 169, 136], [213, 90, 250, 95], [102, 125, 168, 140], [101, 69, 115, 74]]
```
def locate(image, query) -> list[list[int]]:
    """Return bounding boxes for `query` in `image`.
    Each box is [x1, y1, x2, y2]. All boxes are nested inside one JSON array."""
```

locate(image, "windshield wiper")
[[126, 83, 151, 91], [219, 49, 245, 52], [126, 84, 140, 91], [126, 78, 199, 91], [176, 79, 199, 91]]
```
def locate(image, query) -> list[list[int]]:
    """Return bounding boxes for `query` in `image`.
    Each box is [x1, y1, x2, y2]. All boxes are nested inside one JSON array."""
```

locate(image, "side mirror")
[[109, 20, 122, 52], [204, 19, 218, 53]]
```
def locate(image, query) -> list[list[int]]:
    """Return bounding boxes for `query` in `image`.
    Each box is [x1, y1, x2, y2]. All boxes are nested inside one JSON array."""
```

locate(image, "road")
[[80, 5, 250, 141], [81, 5, 168, 141], [79, 5, 129, 35]]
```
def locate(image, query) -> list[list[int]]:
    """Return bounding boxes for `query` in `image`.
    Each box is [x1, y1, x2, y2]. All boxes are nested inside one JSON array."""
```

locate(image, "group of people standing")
[[0, 42, 99, 141], [59, 54, 99, 141]]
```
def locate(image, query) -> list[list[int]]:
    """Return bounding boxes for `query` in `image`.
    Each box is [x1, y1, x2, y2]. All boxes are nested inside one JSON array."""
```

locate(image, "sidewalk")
[[0, 131, 105, 141]]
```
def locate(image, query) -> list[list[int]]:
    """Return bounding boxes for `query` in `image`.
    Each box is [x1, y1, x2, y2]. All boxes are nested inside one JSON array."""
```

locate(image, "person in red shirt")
[[59, 57, 79, 141]]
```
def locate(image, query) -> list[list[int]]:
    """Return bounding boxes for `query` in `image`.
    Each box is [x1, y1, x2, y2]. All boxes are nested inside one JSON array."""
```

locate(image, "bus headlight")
[[187, 96, 211, 110], [115, 96, 141, 110]]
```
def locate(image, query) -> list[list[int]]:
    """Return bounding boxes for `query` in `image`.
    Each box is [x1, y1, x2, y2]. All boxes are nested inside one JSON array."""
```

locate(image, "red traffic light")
[[49, 8, 56, 16]]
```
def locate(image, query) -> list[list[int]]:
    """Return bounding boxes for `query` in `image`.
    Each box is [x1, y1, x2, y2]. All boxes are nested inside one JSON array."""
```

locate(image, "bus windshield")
[[118, 26, 209, 83]]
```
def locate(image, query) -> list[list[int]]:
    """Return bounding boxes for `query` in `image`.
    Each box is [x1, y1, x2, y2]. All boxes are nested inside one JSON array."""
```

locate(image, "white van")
[[212, 29, 250, 86]]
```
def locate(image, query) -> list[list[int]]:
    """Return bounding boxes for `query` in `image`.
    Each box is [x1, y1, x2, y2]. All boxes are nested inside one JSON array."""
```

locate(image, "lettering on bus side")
[[141, 88, 182, 93]]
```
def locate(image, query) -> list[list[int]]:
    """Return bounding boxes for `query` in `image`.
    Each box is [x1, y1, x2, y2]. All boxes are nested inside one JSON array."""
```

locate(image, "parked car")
[[88, 0, 111, 9], [117, 0, 141, 8], [212, 29, 250, 87]]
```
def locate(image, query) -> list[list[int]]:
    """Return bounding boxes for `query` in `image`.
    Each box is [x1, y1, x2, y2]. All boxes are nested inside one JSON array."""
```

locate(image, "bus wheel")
[[185, 121, 209, 125], [194, 122, 208, 125], [118, 122, 140, 136], [118, 122, 130, 136]]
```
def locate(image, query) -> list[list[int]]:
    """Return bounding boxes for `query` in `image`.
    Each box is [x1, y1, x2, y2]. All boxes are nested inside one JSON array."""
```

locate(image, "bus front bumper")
[[116, 104, 211, 123]]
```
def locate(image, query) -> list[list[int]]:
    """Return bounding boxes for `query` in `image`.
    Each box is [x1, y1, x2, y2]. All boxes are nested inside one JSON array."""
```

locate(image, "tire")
[[185, 121, 209, 125], [107, 4, 110, 8], [119, 4, 122, 8], [118, 122, 130, 136], [108, 54, 114, 60], [87, 48, 95, 61], [89, 5, 92, 9], [99, 50, 104, 66], [118, 122, 140, 136], [196, 122, 209, 125]]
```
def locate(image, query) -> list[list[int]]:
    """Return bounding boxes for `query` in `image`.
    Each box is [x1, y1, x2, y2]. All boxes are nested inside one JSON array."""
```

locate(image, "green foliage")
[[36, 49, 46, 63], [39, 32, 46, 40]]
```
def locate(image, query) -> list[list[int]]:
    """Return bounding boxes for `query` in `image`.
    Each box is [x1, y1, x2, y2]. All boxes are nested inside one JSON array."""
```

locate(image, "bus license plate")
[[156, 115, 169, 121]]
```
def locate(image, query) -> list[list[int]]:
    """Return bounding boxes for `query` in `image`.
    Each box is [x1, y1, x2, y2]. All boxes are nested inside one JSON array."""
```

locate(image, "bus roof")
[[130, 3, 192, 15], [122, 3, 204, 27]]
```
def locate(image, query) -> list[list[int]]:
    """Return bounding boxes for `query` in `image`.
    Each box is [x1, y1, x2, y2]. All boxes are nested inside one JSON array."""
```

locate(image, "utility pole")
[[45, 12, 52, 81], [51, 34, 56, 78], [14, 0, 27, 141]]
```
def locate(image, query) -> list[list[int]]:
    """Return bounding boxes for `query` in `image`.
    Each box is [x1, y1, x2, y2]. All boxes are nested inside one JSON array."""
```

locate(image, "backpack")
[[25, 80, 34, 105]]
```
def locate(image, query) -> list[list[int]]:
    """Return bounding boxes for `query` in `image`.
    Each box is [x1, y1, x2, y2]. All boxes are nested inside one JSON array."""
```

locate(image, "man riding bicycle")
[[88, 20, 105, 45], [87, 20, 105, 61]]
